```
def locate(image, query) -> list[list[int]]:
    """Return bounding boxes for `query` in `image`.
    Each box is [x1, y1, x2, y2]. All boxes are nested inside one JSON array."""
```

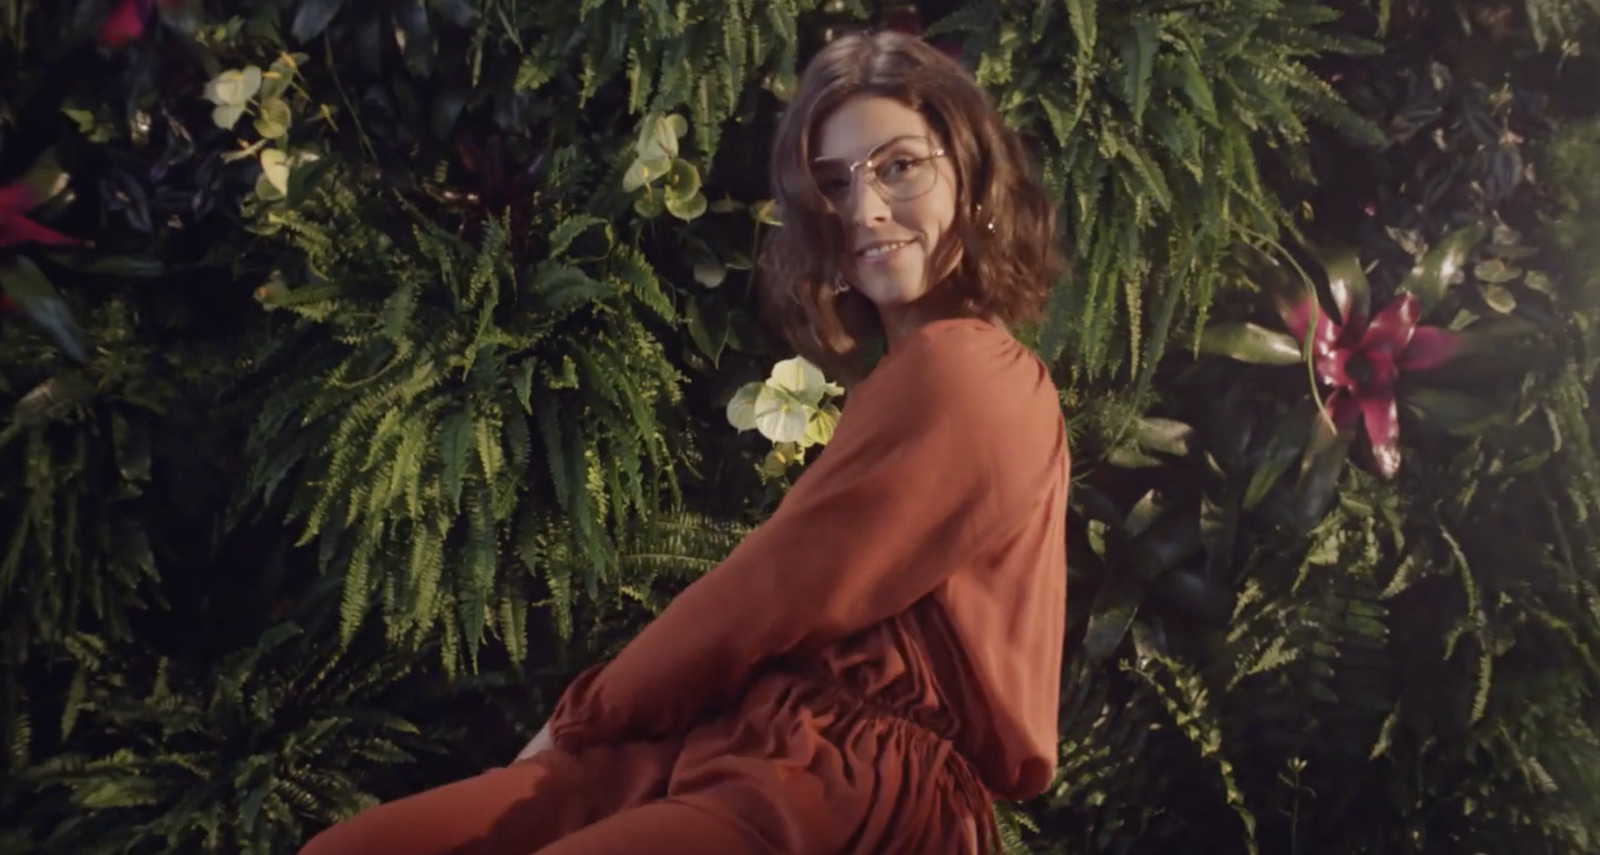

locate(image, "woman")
[[298, 29, 1069, 855]]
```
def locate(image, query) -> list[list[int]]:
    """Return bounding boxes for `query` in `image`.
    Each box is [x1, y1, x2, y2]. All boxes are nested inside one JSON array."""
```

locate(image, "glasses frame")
[[811, 135, 949, 210]]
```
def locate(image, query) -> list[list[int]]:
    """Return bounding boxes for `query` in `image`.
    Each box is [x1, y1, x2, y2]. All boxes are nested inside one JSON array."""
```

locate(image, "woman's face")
[[811, 96, 959, 332]]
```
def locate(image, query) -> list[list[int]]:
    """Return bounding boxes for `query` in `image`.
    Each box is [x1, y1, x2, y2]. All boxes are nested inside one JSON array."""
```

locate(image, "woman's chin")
[[856, 277, 928, 308]]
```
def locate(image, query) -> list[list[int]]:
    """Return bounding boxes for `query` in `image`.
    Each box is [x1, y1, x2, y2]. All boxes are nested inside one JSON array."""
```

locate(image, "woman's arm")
[[546, 321, 1063, 750]]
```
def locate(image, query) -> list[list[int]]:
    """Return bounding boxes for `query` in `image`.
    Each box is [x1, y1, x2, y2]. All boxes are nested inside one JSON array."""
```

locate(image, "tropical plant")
[[932, 0, 1383, 391]]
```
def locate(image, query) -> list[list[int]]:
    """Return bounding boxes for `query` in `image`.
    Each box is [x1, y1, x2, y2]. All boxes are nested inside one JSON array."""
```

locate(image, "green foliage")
[[935, 0, 1381, 389], [9, 623, 483, 855], [242, 166, 684, 670], [0, 300, 166, 650], [2, 1, 1599, 854]]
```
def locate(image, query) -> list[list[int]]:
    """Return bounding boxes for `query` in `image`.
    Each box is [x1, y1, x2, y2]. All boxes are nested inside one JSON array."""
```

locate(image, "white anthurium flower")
[[725, 383, 761, 432], [257, 149, 290, 198], [204, 66, 263, 130], [767, 356, 828, 407], [753, 383, 809, 444], [726, 355, 844, 471]]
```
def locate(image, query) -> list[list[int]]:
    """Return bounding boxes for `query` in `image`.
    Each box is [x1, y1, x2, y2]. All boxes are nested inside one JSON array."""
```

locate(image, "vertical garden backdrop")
[[1, 0, 1598, 852]]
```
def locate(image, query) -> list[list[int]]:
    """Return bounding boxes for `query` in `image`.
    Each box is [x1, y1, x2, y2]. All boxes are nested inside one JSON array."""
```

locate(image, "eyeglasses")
[[810, 135, 948, 209]]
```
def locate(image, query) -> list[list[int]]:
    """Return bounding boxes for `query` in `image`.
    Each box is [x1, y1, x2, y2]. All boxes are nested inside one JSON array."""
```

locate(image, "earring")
[[973, 204, 996, 233], [833, 275, 851, 295]]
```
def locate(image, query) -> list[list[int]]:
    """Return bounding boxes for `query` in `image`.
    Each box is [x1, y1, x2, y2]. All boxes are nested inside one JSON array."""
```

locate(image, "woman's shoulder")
[[860, 318, 1058, 429], [888, 318, 1047, 389]]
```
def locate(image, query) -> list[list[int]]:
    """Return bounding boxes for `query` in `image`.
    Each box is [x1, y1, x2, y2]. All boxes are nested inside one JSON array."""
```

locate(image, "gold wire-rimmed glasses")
[[810, 135, 948, 209]]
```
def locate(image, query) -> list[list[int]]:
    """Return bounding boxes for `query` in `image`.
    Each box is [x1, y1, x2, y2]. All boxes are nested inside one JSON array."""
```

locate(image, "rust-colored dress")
[[298, 317, 1070, 855]]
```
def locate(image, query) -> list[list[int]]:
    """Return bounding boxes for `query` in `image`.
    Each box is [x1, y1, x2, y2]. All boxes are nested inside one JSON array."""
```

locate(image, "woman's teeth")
[[859, 241, 909, 259]]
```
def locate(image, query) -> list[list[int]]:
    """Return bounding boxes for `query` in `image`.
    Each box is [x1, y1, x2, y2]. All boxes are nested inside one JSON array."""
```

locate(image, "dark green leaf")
[[1313, 243, 1370, 326], [1293, 425, 1352, 531], [429, 0, 477, 27], [429, 83, 470, 142], [291, 0, 349, 42], [42, 253, 166, 278], [1404, 388, 1511, 436], [1131, 417, 1194, 457], [1120, 17, 1158, 123], [1198, 322, 1303, 365], [1083, 569, 1143, 662], [1244, 405, 1312, 511], [0, 257, 89, 363], [1397, 222, 1488, 315]]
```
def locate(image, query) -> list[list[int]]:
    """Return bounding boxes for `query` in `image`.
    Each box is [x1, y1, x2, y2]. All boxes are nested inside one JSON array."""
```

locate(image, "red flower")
[[98, 0, 184, 50], [1280, 290, 1458, 478], [0, 182, 80, 248]]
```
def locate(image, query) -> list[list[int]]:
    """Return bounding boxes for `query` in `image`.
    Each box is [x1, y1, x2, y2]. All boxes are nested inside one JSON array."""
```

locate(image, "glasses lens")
[[810, 138, 939, 208], [869, 139, 938, 201]]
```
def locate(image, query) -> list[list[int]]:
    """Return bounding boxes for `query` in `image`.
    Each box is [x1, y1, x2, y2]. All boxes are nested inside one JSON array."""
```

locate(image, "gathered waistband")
[[786, 673, 1000, 855]]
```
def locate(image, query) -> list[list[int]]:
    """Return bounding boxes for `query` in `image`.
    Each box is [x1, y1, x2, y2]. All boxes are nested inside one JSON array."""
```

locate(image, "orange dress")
[[297, 317, 1070, 855]]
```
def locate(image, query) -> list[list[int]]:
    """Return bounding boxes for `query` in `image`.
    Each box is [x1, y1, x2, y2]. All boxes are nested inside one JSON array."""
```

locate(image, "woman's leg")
[[531, 799, 764, 855], [296, 738, 681, 855]]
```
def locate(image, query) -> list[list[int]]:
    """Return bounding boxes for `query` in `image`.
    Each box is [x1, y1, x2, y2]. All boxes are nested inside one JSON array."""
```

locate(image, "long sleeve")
[[546, 319, 1064, 750]]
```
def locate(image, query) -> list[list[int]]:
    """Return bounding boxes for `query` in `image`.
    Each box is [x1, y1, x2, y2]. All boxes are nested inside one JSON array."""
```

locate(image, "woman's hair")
[[758, 30, 1064, 381]]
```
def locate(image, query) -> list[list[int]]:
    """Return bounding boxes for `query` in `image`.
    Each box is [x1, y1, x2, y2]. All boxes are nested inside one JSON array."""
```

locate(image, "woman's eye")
[[881, 158, 918, 180], [820, 178, 851, 196]]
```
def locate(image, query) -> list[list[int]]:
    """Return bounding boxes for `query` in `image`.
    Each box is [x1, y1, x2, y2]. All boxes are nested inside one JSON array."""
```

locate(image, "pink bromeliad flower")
[[1281, 289, 1458, 479], [98, 0, 185, 50], [0, 178, 79, 249]]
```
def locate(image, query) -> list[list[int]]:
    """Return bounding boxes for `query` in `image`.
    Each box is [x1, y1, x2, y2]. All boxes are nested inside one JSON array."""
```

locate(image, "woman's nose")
[[847, 177, 891, 227]]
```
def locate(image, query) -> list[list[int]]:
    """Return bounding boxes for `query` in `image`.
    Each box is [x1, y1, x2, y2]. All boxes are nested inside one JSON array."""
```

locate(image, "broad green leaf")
[[1244, 406, 1313, 510], [686, 299, 728, 364], [1396, 222, 1487, 314], [1293, 424, 1352, 530], [1405, 388, 1511, 436], [1198, 322, 1303, 365], [1313, 243, 1371, 325], [803, 403, 841, 447], [1132, 417, 1193, 457], [1083, 569, 1142, 662], [290, 0, 348, 42], [0, 257, 89, 363]]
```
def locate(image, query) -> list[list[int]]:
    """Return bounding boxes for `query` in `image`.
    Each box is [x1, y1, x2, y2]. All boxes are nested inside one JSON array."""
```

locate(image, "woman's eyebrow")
[[810, 134, 925, 165]]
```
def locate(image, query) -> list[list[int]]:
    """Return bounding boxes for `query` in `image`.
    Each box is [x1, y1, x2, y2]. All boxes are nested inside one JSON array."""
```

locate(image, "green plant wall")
[[1, 0, 1597, 853]]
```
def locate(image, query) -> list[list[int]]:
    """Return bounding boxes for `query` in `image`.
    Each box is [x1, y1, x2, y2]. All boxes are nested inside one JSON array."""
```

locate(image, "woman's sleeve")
[[546, 323, 1061, 750]]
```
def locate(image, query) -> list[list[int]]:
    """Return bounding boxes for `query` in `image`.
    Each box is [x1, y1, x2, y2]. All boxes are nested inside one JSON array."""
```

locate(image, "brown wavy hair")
[[758, 30, 1064, 382]]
